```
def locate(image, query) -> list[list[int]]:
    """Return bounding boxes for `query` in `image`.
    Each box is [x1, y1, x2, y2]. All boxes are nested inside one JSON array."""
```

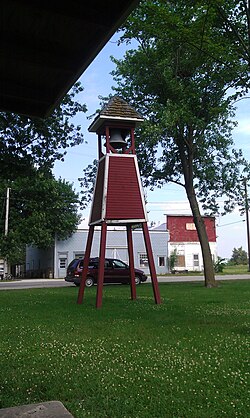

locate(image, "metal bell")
[[109, 129, 127, 149]]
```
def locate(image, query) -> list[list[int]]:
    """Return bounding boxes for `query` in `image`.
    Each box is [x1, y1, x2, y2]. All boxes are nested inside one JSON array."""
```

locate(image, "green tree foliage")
[[0, 82, 87, 264], [104, 0, 250, 287], [211, 0, 250, 93], [213, 256, 226, 273], [0, 172, 80, 264], [168, 249, 178, 272], [230, 246, 248, 265], [0, 81, 87, 178], [79, 159, 98, 209]]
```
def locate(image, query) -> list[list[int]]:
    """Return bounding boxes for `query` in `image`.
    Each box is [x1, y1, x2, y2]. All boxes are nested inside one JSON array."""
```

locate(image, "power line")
[[217, 220, 245, 227]]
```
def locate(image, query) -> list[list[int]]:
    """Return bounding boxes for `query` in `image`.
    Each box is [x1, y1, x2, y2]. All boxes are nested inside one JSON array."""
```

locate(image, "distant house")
[[166, 214, 217, 272], [26, 228, 169, 278]]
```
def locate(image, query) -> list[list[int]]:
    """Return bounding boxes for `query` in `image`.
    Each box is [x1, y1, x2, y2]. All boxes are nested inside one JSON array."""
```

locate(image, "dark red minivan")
[[65, 257, 147, 287]]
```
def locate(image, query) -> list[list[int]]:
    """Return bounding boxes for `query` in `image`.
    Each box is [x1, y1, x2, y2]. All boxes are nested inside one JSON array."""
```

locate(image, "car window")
[[105, 260, 112, 269], [68, 259, 78, 269], [112, 260, 127, 269], [89, 261, 98, 268]]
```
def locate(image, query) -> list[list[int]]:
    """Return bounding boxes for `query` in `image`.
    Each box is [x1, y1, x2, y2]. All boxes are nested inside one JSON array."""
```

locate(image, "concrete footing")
[[0, 401, 74, 417]]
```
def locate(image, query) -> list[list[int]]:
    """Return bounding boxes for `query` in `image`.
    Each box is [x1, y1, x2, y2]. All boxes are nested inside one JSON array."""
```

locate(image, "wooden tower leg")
[[96, 222, 107, 308], [142, 222, 161, 304], [126, 224, 136, 300], [77, 225, 95, 304]]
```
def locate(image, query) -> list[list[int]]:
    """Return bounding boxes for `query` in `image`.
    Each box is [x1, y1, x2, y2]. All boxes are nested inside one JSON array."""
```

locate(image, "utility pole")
[[5, 187, 10, 236], [243, 179, 250, 272], [4, 188, 10, 276]]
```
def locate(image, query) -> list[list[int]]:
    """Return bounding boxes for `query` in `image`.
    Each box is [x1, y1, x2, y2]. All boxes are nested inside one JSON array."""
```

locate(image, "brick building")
[[166, 215, 217, 272]]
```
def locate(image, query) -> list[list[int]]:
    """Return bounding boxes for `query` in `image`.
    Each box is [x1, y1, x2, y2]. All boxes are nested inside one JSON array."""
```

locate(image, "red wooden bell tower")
[[77, 96, 161, 308]]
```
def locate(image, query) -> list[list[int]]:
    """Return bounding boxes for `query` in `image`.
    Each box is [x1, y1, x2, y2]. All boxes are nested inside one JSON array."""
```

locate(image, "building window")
[[193, 254, 199, 267], [158, 256, 165, 267], [186, 223, 196, 230], [139, 254, 148, 268], [59, 258, 67, 269]]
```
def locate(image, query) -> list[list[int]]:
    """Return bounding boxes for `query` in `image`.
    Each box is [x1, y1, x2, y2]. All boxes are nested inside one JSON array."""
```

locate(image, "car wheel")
[[74, 283, 80, 287], [85, 276, 94, 287], [135, 275, 141, 285]]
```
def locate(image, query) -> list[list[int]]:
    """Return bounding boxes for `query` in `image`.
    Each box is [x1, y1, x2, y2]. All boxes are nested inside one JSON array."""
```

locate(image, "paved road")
[[157, 274, 250, 282], [0, 279, 73, 290], [0, 274, 249, 290]]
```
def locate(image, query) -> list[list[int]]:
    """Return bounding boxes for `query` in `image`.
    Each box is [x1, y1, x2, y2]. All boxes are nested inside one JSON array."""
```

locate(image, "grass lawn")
[[161, 264, 250, 276], [0, 281, 249, 417], [222, 264, 250, 275]]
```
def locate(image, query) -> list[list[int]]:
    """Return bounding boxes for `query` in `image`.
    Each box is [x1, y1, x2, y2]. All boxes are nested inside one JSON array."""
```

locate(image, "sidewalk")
[[0, 401, 73, 417]]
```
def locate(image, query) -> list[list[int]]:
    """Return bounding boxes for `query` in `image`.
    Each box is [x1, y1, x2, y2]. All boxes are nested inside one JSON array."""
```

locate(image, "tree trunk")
[[186, 186, 217, 288], [176, 127, 217, 288]]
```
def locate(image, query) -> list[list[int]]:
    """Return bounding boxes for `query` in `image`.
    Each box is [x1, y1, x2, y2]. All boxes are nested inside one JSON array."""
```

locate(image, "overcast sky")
[[53, 34, 250, 259]]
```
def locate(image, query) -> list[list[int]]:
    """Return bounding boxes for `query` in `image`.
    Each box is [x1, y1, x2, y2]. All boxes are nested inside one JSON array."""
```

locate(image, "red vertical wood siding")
[[106, 156, 145, 220], [167, 215, 216, 242]]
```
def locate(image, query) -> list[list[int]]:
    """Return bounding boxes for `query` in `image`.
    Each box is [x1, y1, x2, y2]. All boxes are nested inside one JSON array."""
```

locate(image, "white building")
[[26, 228, 169, 278]]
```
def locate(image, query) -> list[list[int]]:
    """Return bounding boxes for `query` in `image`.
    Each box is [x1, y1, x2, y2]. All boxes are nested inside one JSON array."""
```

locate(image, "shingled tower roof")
[[88, 96, 144, 133]]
